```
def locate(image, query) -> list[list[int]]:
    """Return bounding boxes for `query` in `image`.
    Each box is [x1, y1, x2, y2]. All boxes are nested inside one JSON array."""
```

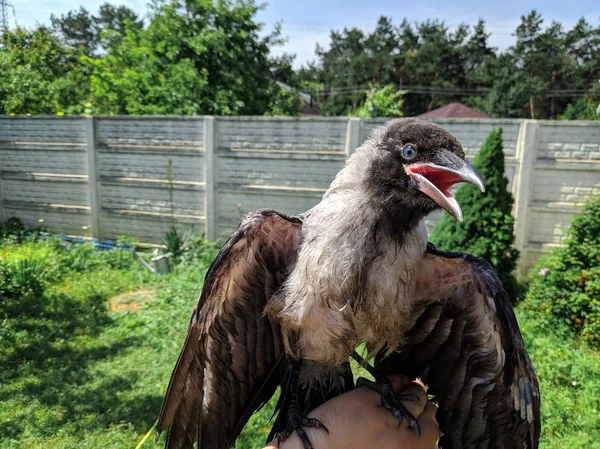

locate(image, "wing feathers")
[[376, 244, 540, 449], [156, 210, 302, 449]]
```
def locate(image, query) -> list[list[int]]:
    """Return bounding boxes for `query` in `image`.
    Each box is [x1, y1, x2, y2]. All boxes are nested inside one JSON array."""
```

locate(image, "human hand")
[[264, 375, 439, 449]]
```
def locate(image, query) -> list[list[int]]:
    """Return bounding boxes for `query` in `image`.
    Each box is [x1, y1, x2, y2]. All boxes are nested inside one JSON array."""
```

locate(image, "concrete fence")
[[0, 116, 598, 272]]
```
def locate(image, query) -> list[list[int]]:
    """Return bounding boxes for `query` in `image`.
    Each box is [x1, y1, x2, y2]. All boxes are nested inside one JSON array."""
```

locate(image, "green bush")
[[429, 128, 520, 299], [522, 195, 600, 347], [353, 84, 406, 117]]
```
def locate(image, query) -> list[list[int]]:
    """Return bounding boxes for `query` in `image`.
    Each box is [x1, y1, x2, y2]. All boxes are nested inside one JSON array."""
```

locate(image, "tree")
[[313, 27, 370, 115], [305, 17, 499, 117], [472, 54, 534, 118], [51, 3, 143, 55], [88, 0, 282, 115], [429, 129, 520, 300], [86, 25, 209, 115], [95, 3, 144, 50], [269, 53, 296, 85], [463, 19, 496, 88], [559, 97, 600, 120], [265, 86, 301, 116], [50, 7, 97, 55], [476, 11, 594, 119], [0, 26, 89, 115], [565, 18, 600, 89], [364, 16, 400, 87], [6, 9, 600, 118], [304, 11, 599, 119], [353, 84, 405, 117]]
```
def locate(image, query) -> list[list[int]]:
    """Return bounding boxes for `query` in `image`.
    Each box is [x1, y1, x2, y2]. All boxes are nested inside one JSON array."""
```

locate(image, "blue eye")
[[402, 145, 417, 160]]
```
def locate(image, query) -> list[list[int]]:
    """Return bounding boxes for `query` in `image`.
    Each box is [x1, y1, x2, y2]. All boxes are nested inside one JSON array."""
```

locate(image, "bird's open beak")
[[406, 156, 485, 221]]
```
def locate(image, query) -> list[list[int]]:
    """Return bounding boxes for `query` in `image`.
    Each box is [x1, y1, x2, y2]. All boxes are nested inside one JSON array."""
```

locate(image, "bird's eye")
[[402, 145, 417, 160]]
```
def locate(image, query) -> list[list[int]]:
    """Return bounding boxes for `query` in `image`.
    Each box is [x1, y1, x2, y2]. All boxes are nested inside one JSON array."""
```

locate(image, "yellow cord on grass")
[[135, 419, 158, 449]]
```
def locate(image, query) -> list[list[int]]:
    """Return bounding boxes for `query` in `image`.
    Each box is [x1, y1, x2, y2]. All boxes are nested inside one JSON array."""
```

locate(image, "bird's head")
[[360, 118, 485, 222]]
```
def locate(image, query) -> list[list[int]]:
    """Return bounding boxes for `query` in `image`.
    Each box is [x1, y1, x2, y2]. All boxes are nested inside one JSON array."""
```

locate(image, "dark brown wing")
[[156, 210, 303, 449], [376, 244, 540, 449]]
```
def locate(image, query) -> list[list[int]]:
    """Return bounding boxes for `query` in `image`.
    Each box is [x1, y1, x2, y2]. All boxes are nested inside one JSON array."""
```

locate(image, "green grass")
[[517, 309, 600, 449], [1, 236, 599, 449]]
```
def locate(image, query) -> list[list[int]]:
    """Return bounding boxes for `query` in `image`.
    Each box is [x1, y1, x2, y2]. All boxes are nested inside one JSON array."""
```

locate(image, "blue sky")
[[14, 0, 600, 67]]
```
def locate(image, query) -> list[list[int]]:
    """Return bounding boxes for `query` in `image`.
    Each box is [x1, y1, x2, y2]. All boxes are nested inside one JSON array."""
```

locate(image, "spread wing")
[[156, 210, 303, 449], [376, 243, 540, 449]]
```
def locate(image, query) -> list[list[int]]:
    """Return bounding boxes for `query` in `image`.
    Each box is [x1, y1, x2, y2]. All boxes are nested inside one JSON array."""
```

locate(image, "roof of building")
[[417, 102, 492, 119]]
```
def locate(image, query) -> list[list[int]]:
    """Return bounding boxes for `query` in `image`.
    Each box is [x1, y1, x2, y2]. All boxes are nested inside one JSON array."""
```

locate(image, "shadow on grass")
[[0, 287, 162, 441]]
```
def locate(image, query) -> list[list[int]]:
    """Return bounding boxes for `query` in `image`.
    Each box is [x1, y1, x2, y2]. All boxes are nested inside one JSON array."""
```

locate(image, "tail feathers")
[[157, 325, 205, 449]]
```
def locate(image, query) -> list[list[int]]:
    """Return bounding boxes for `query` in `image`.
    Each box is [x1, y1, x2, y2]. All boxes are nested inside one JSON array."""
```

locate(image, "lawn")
[[1, 234, 599, 449]]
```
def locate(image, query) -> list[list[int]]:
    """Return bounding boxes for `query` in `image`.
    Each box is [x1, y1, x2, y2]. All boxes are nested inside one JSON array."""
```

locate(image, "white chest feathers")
[[271, 203, 429, 365]]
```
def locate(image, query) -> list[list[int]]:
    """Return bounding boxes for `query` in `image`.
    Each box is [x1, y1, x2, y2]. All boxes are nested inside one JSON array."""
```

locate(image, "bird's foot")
[[275, 404, 328, 449], [356, 376, 422, 436]]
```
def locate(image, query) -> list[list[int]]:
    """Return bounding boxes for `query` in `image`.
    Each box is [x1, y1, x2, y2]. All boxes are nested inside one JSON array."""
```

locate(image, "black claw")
[[276, 412, 327, 449], [411, 419, 422, 437], [396, 392, 421, 404], [276, 428, 291, 448], [301, 416, 329, 434], [275, 361, 328, 449], [357, 376, 422, 437], [295, 426, 314, 449], [275, 407, 328, 449]]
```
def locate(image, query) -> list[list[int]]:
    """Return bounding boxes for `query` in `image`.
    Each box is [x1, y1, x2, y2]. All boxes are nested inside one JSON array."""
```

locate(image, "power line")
[[0, 0, 16, 34], [313, 84, 596, 98]]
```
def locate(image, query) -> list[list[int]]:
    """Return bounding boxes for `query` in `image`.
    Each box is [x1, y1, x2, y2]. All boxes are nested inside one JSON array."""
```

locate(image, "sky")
[[12, 0, 600, 68]]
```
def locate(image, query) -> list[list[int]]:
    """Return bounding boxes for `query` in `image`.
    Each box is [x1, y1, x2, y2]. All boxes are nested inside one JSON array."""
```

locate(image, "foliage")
[[0, 3, 146, 115], [298, 12, 600, 119], [353, 84, 406, 117], [430, 129, 520, 300], [51, 4, 144, 55], [0, 216, 25, 236], [83, 18, 207, 115], [265, 85, 301, 117], [1, 1, 290, 116], [0, 26, 90, 115], [3, 7, 600, 118], [50, 3, 144, 56], [87, 0, 282, 115], [178, 234, 220, 267], [558, 96, 600, 120], [50, 6, 97, 55], [161, 227, 189, 259], [522, 196, 600, 347]]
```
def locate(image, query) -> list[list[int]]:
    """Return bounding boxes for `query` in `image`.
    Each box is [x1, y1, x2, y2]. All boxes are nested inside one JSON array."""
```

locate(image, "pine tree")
[[429, 128, 520, 300]]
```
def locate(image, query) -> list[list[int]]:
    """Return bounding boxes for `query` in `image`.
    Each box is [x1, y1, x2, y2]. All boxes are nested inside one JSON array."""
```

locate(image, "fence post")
[[204, 116, 217, 241], [85, 116, 102, 240], [345, 118, 362, 157], [513, 119, 539, 272]]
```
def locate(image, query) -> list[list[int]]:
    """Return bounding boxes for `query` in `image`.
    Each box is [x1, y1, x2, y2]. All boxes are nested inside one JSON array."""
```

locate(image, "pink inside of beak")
[[407, 164, 465, 198]]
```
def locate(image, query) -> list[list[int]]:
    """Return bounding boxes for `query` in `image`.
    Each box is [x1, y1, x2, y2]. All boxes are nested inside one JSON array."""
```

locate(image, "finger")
[[417, 401, 441, 448], [396, 380, 429, 420], [262, 440, 278, 449]]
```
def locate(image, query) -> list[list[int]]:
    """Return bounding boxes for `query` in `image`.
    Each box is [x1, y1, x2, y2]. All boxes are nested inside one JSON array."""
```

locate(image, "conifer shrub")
[[430, 128, 520, 300]]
